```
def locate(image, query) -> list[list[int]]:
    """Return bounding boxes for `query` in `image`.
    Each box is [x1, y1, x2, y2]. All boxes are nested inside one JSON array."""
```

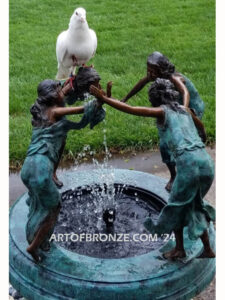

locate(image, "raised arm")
[[107, 81, 113, 98], [121, 76, 149, 103], [52, 106, 84, 117], [90, 85, 164, 119], [50, 81, 85, 119], [170, 74, 190, 107]]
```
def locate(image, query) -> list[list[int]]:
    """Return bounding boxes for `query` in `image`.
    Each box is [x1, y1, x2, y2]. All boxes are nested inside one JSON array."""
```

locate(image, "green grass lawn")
[[9, 0, 215, 167]]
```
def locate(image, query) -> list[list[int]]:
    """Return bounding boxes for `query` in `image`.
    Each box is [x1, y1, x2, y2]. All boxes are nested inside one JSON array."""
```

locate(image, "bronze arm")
[[121, 76, 149, 103], [171, 74, 190, 107], [51, 106, 85, 119], [90, 85, 164, 119]]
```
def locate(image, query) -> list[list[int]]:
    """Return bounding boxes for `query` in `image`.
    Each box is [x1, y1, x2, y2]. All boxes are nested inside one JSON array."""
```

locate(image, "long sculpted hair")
[[147, 51, 175, 79], [71, 67, 101, 101], [149, 78, 185, 113], [30, 79, 61, 127]]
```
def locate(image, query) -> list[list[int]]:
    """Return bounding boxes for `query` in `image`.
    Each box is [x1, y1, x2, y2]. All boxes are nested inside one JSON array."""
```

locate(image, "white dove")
[[56, 7, 97, 80]]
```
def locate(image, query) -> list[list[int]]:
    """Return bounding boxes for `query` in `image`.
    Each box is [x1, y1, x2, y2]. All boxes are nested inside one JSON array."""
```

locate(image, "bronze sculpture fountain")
[[9, 55, 215, 299]]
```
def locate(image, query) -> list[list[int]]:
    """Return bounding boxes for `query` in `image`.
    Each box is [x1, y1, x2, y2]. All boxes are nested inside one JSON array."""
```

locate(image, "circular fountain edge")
[[9, 169, 215, 300]]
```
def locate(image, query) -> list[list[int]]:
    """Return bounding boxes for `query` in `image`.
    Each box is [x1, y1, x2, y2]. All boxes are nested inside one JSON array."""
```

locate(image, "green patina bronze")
[[159, 74, 205, 166], [9, 63, 215, 299], [10, 170, 215, 300], [20, 98, 105, 256], [177, 74, 205, 120], [145, 105, 215, 240]]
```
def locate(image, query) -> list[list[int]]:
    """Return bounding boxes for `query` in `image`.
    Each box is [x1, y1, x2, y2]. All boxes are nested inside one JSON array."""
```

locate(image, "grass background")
[[9, 0, 215, 167]]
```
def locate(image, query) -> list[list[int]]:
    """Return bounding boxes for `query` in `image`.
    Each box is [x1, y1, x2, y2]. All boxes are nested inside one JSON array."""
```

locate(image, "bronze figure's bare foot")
[[163, 248, 186, 260], [198, 230, 215, 258], [26, 246, 42, 263], [53, 174, 63, 188], [197, 249, 215, 258]]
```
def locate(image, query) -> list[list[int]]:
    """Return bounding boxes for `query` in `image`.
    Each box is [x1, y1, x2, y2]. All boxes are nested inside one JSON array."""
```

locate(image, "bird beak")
[[80, 17, 86, 23]]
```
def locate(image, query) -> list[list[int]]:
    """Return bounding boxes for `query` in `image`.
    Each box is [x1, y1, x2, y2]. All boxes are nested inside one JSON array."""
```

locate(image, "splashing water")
[[63, 121, 139, 231], [55, 183, 165, 258], [91, 123, 117, 227]]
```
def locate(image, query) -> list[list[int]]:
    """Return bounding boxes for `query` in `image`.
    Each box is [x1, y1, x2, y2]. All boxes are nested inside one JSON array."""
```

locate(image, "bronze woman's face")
[[147, 64, 160, 81]]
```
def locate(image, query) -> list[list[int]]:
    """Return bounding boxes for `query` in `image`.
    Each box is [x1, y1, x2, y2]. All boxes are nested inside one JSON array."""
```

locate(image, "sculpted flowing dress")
[[144, 105, 215, 240], [159, 75, 205, 165], [21, 100, 105, 245]]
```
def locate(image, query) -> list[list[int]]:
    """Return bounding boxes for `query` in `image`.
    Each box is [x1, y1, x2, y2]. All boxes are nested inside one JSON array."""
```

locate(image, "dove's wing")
[[56, 30, 68, 67], [89, 29, 97, 57]]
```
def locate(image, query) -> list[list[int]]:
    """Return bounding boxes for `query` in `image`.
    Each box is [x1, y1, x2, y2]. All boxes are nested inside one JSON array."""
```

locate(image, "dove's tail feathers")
[[56, 64, 71, 80], [56, 30, 68, 64]]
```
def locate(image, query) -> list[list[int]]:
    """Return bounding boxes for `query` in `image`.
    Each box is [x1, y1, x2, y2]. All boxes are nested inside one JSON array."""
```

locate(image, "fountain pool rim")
[[9, 169, 215, 300]]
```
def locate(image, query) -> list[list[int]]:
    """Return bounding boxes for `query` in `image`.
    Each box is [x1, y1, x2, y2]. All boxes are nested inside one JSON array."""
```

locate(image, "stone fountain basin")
[[9, 169, 215, 300]]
